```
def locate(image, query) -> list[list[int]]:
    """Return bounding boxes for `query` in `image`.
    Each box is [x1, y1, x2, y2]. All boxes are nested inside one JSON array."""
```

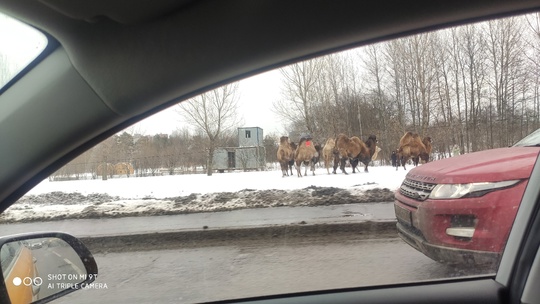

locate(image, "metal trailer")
[[212, 146, 266, 173]]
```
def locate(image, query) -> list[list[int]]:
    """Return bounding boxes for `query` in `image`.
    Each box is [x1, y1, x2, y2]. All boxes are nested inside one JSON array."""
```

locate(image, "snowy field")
[[3, 165, 409, 223]]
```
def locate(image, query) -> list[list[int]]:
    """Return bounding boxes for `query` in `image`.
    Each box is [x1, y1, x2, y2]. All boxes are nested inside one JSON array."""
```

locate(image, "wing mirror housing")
[[0, 232, 98, 304]]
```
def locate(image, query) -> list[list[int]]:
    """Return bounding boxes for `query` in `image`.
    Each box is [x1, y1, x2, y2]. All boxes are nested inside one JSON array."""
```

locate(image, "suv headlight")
[[429, 180, 521, 199]]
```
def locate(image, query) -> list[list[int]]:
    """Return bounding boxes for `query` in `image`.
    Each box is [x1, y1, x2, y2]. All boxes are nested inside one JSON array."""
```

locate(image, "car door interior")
[[500, 153, 540, 303], [2, 1, 540, 304]]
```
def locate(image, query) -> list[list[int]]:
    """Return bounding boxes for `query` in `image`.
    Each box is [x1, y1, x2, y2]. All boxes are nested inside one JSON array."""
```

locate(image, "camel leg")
[[340, 158, 348, 174], [289, 161, 294, 176], [403, 157, 407, 170], [325, 160, 330, 174], [332, 156, 339, 174]]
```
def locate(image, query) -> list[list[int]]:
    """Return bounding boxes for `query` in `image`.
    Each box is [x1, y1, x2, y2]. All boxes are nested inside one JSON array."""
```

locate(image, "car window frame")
[[0, 26, 58, 96], [2, 2, 540, 304]]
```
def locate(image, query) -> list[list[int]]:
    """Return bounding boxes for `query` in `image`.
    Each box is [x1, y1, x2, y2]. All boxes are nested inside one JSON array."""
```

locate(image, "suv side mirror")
[[0, 232, 98, 304]]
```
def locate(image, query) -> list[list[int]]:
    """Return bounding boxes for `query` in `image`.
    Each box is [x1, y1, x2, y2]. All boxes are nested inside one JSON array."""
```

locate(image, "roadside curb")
[[79, 220, 398, 253]]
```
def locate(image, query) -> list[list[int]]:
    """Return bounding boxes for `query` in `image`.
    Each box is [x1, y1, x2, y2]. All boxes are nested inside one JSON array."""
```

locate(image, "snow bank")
[[3, 166, 408, 223]]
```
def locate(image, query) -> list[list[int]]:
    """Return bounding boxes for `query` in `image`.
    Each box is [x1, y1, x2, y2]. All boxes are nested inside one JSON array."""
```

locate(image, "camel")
[[322, 138, 336, 174], [349, 136, 370, 173], [277, 136, 294, 177], [422, 136, 433, 157], [332, 133, 362, 175], [397, 132, 429, 170], [399, 131, 414, 147], [412, 136, 433, 166], [350, 135, 378, 173], [294, 137, 318, 177], [287, 142, 298, 175], [312, 143, 322, 167]]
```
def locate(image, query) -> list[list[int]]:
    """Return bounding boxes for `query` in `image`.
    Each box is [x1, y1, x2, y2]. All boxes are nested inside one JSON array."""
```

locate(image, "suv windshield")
[[514, 128, 540, 147]]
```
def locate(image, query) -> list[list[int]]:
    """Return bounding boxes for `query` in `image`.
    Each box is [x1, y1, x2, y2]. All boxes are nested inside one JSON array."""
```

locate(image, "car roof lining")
[[39, 0, 197, 24], [0, 2, 540, 303], [3, 1, 540, 117]]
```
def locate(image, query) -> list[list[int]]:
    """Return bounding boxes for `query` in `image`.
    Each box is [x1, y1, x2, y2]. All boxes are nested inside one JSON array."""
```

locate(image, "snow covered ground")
[[3, 165, 409, 223]]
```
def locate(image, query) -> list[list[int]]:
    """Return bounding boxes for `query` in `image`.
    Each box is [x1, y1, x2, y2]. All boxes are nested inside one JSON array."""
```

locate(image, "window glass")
[[514, 127, 540, 146], [5, 11, 540, 304], [0, 242, 21, 274], [0, 12, 47, 89]]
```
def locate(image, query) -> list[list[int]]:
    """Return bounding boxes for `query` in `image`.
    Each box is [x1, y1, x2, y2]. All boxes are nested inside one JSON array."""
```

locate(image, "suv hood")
[[406, 147, 540, 184]]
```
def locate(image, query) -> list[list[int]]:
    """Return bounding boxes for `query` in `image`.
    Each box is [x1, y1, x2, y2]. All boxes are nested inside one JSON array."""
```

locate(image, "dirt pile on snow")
[[1, 186, 395, 223]]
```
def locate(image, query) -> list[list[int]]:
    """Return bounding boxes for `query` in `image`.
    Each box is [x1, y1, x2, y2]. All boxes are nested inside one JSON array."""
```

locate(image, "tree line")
[[51, 129, 282, 180], [274, 13, 540, 162]]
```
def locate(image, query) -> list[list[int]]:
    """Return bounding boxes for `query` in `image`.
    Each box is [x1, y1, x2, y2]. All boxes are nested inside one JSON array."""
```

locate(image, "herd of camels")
[[277, 131, 432, 177]]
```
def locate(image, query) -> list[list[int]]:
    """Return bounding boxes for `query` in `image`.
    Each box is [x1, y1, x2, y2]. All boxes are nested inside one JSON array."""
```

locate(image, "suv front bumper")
[[396, 222, 500, 265]]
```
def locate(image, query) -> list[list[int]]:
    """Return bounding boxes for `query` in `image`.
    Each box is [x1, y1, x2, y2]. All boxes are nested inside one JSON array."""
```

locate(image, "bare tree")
[[524, 13, 540, 133], [178, 83, 241, 176], [363, 44, 392, 157], [457, 25, 488, 151], [486, 17, 524, 147], [320, 53, 360, 138], [274, 59, 323, 135]]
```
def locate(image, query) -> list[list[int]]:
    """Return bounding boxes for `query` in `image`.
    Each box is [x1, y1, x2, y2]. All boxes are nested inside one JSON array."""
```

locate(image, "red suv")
[[394, 129, 540, 265]]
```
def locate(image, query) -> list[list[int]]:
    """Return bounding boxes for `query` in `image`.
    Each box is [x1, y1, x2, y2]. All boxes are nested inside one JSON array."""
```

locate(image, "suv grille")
[[399, 178, 436, 201]]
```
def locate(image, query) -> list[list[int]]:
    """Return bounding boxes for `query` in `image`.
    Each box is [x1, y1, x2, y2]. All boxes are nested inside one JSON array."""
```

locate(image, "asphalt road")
[[53, 234, 496, 304], [29, 239, 88, 300], [0, 203, 496, 303], [0, 203, 396, 238]]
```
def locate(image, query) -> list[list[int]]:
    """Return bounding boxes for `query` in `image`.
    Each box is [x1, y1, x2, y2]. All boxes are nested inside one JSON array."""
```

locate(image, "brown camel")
[[277, 136, 294, 177], [294, 138, 318, 177], [288, 142, 298, 175], [397, 132, 428, 170], [350, 135, 378, 173], [333, 134, 362, 174]]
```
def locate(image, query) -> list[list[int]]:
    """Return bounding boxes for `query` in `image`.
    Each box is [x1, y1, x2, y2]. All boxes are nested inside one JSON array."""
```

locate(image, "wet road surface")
[[54, 235, 495, 304]]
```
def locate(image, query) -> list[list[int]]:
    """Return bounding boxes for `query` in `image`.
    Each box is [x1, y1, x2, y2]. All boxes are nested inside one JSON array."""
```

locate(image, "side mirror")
[[0, 232, 98, 304]]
